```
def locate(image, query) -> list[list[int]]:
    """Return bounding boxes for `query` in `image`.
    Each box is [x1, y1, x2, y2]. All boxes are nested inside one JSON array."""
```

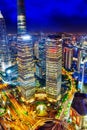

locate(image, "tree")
[[36, 80, 40, 88]]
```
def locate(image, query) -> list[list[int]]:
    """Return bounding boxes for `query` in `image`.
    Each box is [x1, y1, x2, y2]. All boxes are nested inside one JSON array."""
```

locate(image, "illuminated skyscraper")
[[39, 39, 46, 80], [77, 48, 82, 71], [63, 46, 73, 70], [36, 39, 46, 79], [8, 34, 17, 64], [0, 11, 11, 72], [34, 41, 39, 59], [78, 48, 87, 93], [17, 0, 35, 99], [46, 37, 62, 100]]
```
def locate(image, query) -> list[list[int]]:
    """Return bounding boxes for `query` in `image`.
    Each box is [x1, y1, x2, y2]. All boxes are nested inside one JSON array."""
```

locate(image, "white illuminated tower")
[[0, 11, 11, 72], [17, 0, 35, 99], [46, 37, 62, 100]]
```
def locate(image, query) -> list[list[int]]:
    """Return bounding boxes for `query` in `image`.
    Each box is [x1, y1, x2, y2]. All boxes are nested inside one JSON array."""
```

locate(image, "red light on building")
[[49, 48, 57, 53], [72, 36, 76, 41]]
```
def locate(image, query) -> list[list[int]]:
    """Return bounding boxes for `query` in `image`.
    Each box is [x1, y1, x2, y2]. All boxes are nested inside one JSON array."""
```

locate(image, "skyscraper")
[[17, 0, 35, 99], [0, 11, 11, 72], [35, 39, 46, 79], [77, 48, 82, 71], [63, 46, 73, 70], [78, 48, 87, 93], [39, 39, 46, 80], [46, 37, 62, 100], [8, 34, 17, 64]]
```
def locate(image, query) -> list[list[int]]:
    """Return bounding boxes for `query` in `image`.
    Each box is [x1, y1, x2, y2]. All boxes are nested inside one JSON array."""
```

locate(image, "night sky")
[[0, 0, 87, 33]]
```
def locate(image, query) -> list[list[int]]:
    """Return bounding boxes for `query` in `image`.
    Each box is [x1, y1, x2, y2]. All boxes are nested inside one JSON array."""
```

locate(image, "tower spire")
[[17, 0, 26, 34]]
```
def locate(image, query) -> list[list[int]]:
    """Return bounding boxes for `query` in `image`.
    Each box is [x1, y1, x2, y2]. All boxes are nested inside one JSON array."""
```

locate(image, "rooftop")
[[71, 92, 87, 115], [37, 120, 68, 130]]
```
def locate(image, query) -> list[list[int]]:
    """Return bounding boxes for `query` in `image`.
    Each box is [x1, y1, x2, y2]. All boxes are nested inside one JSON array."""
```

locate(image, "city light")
[[36, 104, 47, 116], [22, 35, 31, 41], [1, 0, 87, 129], [6, 69, 11, 74]]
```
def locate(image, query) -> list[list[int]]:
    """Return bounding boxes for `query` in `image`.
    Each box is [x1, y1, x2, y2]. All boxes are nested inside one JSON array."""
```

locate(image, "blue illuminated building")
[[34, 38, 46, 86], [72, 46, 79, 71], [0, 11, 11, 72], [78, 48, 87, 92], [38, 39, 46, 79], [5, 64, 18, 82], [8, 34, 17, 64]]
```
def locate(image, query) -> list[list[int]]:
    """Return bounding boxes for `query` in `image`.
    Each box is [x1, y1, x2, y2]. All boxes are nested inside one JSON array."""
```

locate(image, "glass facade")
[[17, 36, 35, 87], [39, 39, 46, 79], [63, 47, 73, 70], [0, 12, 11, 72], [17, 0, 35, 99], [46, 38, 62, 99], [78, 49, 87, 93]]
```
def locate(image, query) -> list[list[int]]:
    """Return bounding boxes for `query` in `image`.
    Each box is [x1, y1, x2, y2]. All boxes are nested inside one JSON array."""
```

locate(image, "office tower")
[[62, 37, 71, 68], [78, 48, 87, 93], [82, 36, 87, 49], [39, 39, 46, 80], [46, 37, 62, 100], [8, 34, 17, 64], [0, 11, 11, 72], [35, 39, 46, 79], [34, 41, 39, 59], [35, 39, 46, 86], [17, 0, 35, 99], [77, 48, 82, 71], [71, 46, 79, 71], [34, 40, 42, 80], [63, 46, 73, 70], [34, 38, 46, 86]]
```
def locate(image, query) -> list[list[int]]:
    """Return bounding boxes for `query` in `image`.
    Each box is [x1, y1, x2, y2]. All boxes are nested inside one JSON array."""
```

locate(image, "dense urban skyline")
[[0, 0, 87, 129], [1, 0, 87, 32]]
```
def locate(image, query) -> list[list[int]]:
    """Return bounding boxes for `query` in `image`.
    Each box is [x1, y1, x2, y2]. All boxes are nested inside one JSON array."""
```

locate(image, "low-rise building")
[[70, 92, 87, 130]]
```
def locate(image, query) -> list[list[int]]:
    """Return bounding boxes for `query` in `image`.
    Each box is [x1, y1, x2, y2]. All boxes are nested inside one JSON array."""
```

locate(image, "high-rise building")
[[34, 41, 39, 59], [17, 0, 35, 99], [0, 11, 11, 72], [63, 46, 73, 70], [78, 48, 87, 93], [35, 39, 46, 78], [34, 38, 46, 86], [39, 39, 46, 80], [77, 48, 82, 71], [46, 37, 62, 100], [8, 34, 17, 65]]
